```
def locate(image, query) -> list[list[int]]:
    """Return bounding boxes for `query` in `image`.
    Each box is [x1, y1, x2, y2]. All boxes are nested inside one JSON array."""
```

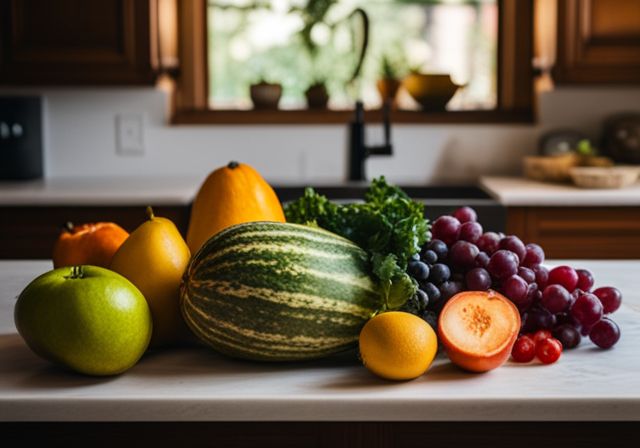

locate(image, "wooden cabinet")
[[507, 207, 640, 259], [554, 0, 640, 84], [0, 206, 189, 259], [0, 0, 156, 85]]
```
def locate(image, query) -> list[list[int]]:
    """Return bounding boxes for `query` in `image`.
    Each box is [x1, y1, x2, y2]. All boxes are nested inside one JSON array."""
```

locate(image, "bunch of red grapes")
[[405, 206, 622, 352]]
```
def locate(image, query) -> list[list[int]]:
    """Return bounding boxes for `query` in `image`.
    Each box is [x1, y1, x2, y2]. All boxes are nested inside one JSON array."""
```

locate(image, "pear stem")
[[146, 206, 155, 221]]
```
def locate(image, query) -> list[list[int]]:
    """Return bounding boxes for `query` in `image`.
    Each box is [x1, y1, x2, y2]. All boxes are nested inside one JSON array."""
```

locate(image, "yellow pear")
[[110, 207, 191, 347]]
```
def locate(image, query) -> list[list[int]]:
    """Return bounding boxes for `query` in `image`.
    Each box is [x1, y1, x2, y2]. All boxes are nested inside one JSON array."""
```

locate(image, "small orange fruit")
[[359, 311, 438, 381], [52, 222, 129, 269]]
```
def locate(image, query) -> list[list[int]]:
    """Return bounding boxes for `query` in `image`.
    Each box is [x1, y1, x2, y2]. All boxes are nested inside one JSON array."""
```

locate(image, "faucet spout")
[[347, 100, 393, 182]]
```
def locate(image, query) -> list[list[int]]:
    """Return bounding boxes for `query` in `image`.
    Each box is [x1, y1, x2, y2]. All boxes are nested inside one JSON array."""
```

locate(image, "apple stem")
[[63, 222, 74, 233], [68, 266, 84, 279], [146, 206, 155, 221]]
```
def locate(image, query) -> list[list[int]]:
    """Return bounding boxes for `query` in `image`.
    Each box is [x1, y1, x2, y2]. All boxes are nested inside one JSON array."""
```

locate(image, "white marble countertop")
[[1, 260, 639, 422], [0, 177, 201, 206], [480, 176, 640, 206]]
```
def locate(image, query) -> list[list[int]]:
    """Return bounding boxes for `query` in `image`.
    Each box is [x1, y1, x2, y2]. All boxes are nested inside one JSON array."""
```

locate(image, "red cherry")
[[536, 337, 563, 364], [511, 335, 536, 363]]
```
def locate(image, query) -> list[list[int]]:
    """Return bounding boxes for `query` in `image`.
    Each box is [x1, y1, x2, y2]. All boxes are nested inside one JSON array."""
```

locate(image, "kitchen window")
[[171, 0, 533, 124]]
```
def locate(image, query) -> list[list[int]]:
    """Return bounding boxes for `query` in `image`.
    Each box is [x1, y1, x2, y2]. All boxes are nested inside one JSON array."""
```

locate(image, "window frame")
[[170, 0, 534, 125]]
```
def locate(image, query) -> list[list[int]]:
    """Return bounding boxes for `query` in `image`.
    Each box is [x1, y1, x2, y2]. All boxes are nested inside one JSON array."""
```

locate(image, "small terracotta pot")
[[305, 83, 329, 110], [376, 78, 401, 108], [250, 82, 282, 110]]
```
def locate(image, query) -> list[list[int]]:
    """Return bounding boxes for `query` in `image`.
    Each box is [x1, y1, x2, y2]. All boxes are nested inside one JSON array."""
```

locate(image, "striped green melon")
[[180, 221, 383, 361]]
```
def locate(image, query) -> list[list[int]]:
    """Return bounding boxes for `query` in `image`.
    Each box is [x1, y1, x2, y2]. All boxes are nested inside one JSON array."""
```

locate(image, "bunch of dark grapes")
[[403, 206, 622, 350]]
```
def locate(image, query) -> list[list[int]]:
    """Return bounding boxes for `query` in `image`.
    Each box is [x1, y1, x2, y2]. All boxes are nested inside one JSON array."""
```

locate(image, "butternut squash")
[[186, 161, 286, 253]]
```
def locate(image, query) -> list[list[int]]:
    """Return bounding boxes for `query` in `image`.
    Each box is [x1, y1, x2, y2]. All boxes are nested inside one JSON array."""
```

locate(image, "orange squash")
[[186, 161, 286, 253], [52, 222, 129, 268]]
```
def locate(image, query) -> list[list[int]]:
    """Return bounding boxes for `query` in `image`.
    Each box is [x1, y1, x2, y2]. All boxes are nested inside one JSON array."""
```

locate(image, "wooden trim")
[[498, 0, 535, 111], [171, 0, 535, 125], [172, 108, 534, 125], [174, 0, 208, 111]]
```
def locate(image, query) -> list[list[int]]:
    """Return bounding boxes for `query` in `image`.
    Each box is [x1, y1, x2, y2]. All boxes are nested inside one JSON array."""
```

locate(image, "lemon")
[[359, 311, 438, 381]]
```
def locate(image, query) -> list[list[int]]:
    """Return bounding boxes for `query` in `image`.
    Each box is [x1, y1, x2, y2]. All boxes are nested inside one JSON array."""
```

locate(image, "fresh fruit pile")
[[403, 206, 622, 353]]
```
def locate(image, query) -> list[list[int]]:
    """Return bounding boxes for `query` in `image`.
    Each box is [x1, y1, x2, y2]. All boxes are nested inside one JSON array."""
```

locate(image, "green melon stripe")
[[182, 297, 355, 359], [188, 280, 374, 322], [196, 246, 366, 278], [188, 288, 365, 329], [195, 260, 378, 299]]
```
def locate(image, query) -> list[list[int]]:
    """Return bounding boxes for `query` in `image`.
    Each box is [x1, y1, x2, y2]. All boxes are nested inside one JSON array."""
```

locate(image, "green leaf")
[[284, 176, 429, 309]]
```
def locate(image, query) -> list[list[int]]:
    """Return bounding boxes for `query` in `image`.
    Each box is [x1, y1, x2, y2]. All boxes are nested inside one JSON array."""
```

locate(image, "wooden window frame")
[[170, 0, 534, 125]]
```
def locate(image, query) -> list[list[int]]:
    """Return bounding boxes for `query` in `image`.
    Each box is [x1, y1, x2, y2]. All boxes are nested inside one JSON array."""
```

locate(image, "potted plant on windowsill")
[[249, 80, 282, 110], [376, 55, 404, 109], [305, 79, 329, 110]]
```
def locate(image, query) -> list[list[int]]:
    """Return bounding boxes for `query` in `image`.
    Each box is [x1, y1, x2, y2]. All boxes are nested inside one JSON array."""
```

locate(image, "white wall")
[[3, 85, 640, 184]]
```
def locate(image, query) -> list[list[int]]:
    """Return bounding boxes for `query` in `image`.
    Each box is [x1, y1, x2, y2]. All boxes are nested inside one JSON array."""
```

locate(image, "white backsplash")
[[2, 85, 639, 185]]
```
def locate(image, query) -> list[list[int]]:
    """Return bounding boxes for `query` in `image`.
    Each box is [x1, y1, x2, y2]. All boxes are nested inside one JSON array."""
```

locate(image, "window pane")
[[207, 0, 497, 110]]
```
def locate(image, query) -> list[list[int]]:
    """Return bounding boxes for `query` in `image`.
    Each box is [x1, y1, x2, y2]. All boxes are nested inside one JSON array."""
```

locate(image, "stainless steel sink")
[[274, 185, 506, 233]]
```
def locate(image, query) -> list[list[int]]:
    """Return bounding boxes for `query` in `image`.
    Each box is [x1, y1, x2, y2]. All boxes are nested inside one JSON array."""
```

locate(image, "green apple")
[[14, 265, 152, 376]]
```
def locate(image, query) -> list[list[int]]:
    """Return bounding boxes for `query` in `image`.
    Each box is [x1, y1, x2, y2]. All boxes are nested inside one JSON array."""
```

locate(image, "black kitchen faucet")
[[347, 100, 393, 181]]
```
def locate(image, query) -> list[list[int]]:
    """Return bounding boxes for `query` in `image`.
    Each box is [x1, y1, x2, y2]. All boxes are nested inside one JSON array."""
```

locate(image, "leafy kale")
[[284, 177, 430, 309]]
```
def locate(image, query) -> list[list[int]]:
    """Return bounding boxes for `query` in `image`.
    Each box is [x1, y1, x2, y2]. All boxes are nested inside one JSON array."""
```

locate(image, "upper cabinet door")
[[0, 0, 156, 85], [554, 0, 640, 84]]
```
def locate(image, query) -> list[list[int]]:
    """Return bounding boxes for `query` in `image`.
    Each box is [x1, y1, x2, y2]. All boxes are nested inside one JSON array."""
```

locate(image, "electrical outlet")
[[116, 113, 145, 156]]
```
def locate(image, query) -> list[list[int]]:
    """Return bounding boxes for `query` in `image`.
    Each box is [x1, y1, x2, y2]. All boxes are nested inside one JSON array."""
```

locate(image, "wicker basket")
[[523, 154, 579, 183], [570, 166, 639, 189]]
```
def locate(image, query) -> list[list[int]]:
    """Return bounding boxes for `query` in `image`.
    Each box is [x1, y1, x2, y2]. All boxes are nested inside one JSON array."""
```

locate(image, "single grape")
[[534, 266, 549, 289], [555, 312, 581, 329], [576, 269, 594, 292], [511, 335, 536, 363], [475, 252, 490, 268], [501, 275, 528, 306], [541, 284, 572, 314], [570, 292, 604, 328], [499, 236, 526, 262], [476, 232, 501, 255], [421, 282, 441, 303], [465, 267, 492, 291], [522, 243, 545, 268], [553, 324, 581, 349], [452, 206, 477, 223], [439, 280, 464, 302], [589, 318, 621, 349], [410, 253, 420, 262], [548, 266, 579, 292], [518, 266, 536, 284], [487, 250, 519, 280], [431, 216, 461, 246], [518, 282, 538, 311], [593, 286, 622, 314], [414, 289, 429, 310], [459, 221, 483, 244], [421, 249, 438, 265], [528, 307, 557, 330], [520, 311, 536, 334], [449, 241, 479, 271], [426, 239, 448, 262], [429, 263, 451, 284], [408, 260, 430, 281], [536, 337, 562, 364]]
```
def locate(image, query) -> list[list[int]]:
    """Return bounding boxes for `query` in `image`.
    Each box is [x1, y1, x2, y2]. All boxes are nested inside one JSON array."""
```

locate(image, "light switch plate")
[[116, 113, 145, 156]]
